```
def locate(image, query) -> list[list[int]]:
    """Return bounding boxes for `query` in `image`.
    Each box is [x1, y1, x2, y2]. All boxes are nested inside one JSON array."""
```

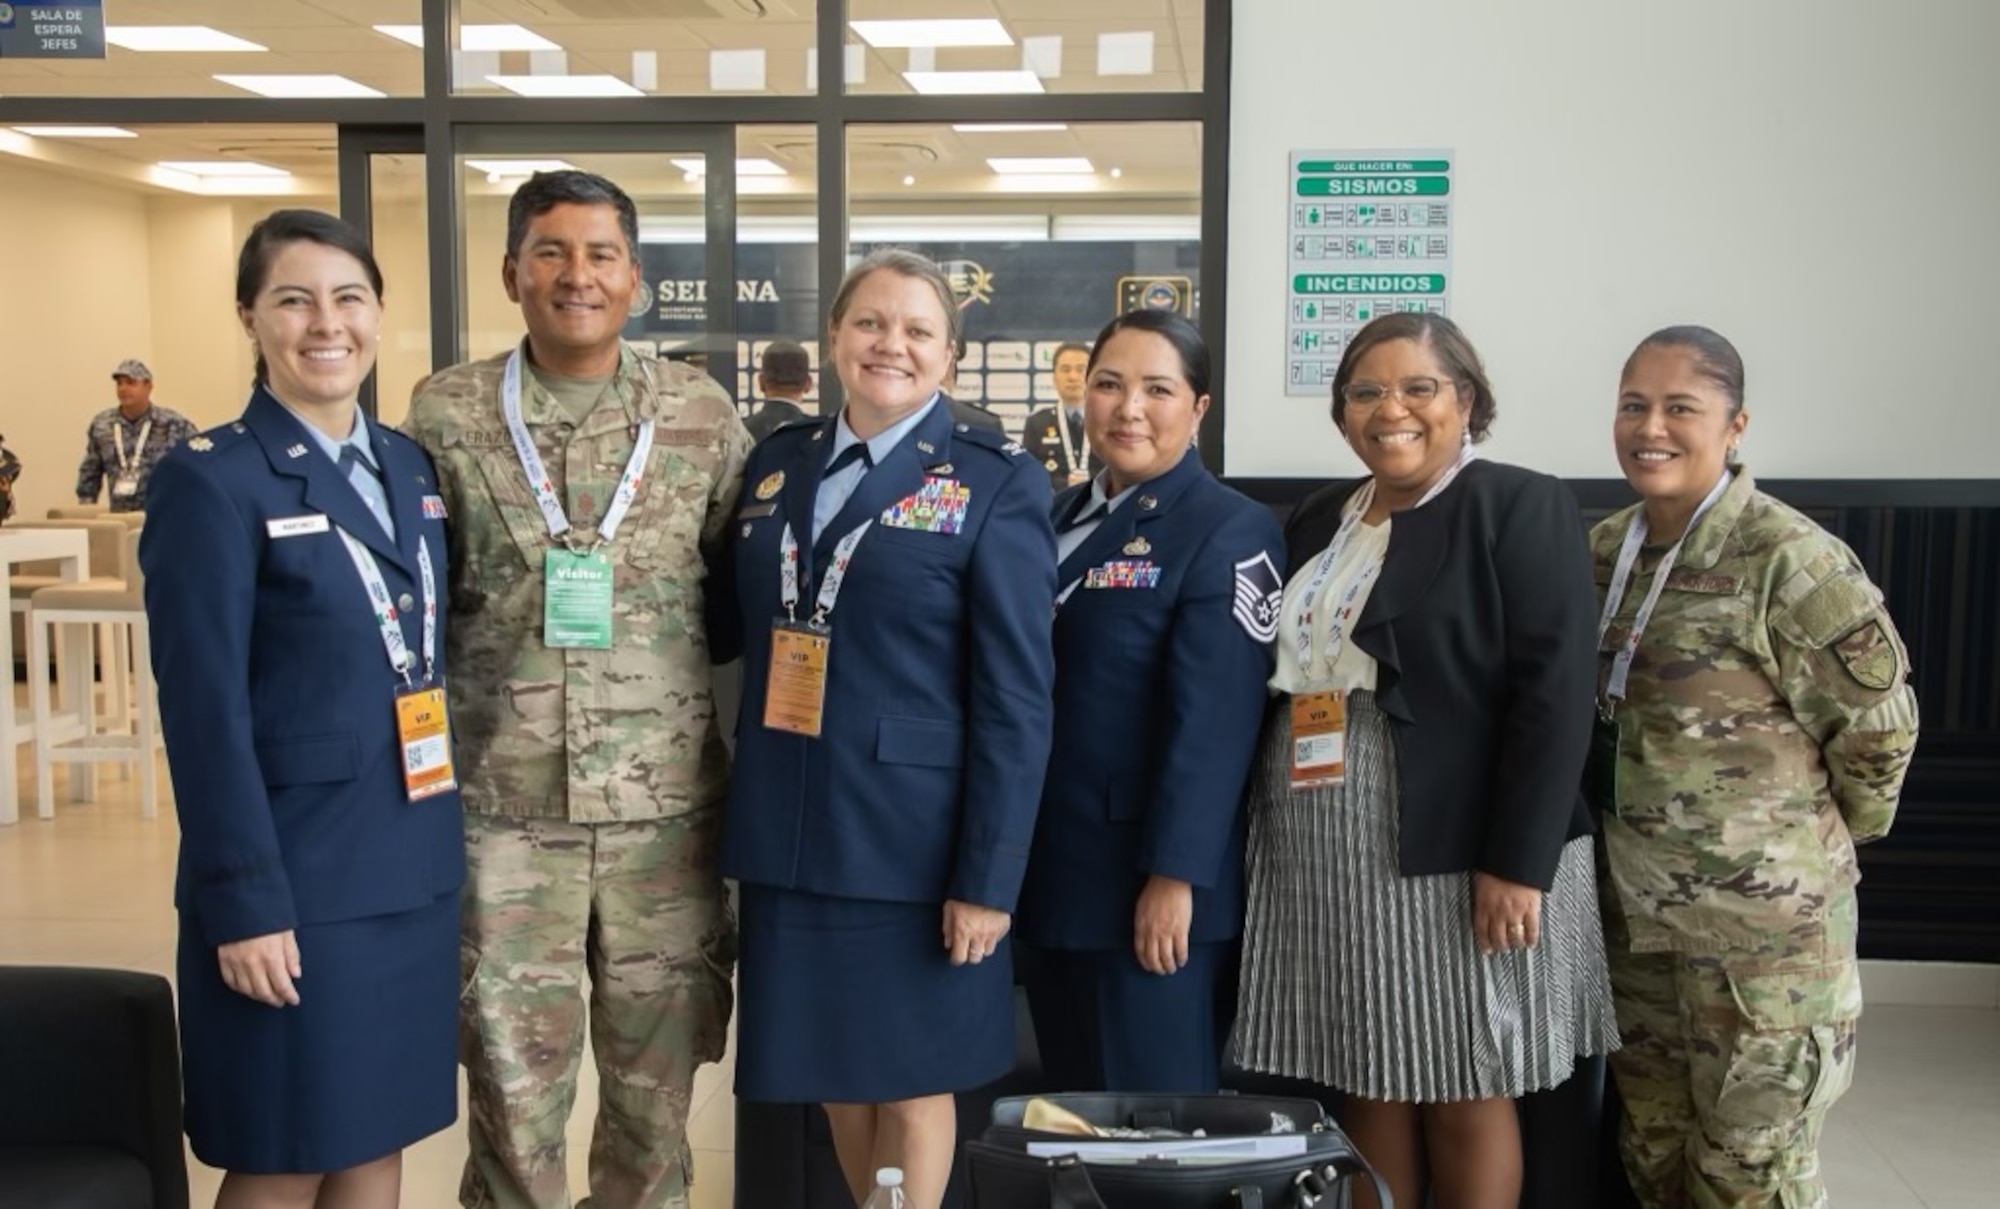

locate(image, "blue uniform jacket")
[[719, 403, 1057, 911], [141, 388, 466, 948], [1015, 450, 1284, 950]]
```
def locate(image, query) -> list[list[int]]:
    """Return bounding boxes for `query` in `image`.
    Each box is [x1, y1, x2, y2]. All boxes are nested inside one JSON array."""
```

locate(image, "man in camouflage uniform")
[[404, 170, 750, 1209], [76, 359, 198, 512], [1593, 467, 1919, 1209]]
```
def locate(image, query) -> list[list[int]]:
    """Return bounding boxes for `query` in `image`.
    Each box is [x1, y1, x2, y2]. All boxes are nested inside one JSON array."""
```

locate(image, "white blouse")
[[1269, 518, 1391, 695]]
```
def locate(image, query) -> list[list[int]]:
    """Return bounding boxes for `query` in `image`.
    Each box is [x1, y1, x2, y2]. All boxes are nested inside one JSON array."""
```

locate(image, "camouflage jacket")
[[405, 343, 751, 823], [1591, 469, 1918, 958], [77, 405, 199, 512]]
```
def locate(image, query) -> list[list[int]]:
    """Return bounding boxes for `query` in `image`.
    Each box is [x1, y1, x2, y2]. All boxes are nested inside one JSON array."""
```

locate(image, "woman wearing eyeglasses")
[[1233, 314, 1619, 1209]]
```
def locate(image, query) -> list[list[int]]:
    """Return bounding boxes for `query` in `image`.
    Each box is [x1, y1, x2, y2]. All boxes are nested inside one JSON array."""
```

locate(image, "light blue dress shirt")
[[1056, 472, 1140, 564], [811, 395, 941, 544], [289, 405, 395, 541]]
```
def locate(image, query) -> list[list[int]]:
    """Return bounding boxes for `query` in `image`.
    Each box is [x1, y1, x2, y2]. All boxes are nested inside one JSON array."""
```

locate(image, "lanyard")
[[1293, 443, 1475, 678], [115, 418, 153, 473], [500, 347, 655, 548], [780, 521, 872, 627], [1596, 471, 1734, 710], [336, 530, 437, 687]]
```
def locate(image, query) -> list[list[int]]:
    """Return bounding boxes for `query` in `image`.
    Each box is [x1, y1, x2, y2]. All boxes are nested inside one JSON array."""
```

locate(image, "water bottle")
[[860, 1166, 907, 1209]]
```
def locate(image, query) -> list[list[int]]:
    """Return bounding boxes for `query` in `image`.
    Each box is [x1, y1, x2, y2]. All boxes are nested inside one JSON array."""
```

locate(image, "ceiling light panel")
[[851, 20, 1012, 49], [156, 161, 290, 178], [13, 126, 137, 138], [374, 25, 559, 52], [215, 75, 387, 99], [903, 71, 1044, 95], [106, 27, 266, 53], [952, 123, 1070, 134], [486, 75, 643, 97], [987, 157, 1095, 175]]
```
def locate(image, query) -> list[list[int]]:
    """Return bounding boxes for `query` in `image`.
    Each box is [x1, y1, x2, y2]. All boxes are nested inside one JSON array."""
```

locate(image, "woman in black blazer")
[[1232, 314, 1618, 1209]]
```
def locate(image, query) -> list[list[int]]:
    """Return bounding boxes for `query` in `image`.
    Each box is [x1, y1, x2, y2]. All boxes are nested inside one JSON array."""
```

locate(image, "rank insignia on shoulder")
[[1123, 536, 1152, 556], [187, 436, 214, 452], [1232, 551, 1284, 643], [755, 471, 785, 500]]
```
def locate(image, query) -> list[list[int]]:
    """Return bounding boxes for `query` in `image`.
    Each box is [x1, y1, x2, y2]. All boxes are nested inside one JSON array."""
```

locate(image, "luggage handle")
[[1040, 1153, 1397, 1209]]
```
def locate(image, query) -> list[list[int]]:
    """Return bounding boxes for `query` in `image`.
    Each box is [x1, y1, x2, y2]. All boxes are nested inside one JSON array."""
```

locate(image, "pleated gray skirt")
[[1233, 691, 1619, 1103]]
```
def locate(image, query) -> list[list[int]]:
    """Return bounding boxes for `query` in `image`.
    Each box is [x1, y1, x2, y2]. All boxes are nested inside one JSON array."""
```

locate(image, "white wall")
[[0, 158, 157, 524], [1224, 0, 2000, 479]]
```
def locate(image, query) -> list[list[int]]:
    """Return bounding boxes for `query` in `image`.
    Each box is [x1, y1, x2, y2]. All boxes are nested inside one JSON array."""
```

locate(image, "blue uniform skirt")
[[735, 884, 1016, 1103], [176, 890, 459, 1174]]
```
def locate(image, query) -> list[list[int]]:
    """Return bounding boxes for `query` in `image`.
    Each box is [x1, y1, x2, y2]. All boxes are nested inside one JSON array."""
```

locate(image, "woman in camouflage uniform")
[[1591, 326, 1920, 1209]]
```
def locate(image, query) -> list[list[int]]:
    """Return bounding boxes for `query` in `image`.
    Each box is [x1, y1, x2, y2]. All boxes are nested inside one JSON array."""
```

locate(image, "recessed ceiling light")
[[1109, 167, 1123, 179], [903, 175, 917, 187], [850, 20, 1012, 49], [987, 157, 1094, 175], [668, 157, 788, 177], [215, 75, 386, 99], [485, 74, 643, 98], [156, 161, 291, 178], [465, 159, 575, 177], [952, 123, 1070, 134], [904, 70, 1043, 95], [107, 26, 266, 53], [374, 24, 559, 52], [13, 126, 138, 138]]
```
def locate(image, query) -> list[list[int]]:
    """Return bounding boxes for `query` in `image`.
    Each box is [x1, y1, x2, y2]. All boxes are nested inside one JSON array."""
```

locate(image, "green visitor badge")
[[544, 548, 614, 649]]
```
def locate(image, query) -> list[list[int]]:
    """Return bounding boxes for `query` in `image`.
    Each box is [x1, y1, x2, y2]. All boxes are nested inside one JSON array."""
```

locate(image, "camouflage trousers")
[[1608, 946, 1859, 1209], [459, 810, 735, 1209]]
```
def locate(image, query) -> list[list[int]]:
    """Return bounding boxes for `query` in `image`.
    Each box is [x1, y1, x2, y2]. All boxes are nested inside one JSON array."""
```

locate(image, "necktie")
[[1067, 414, 1085, 464], [339, 445, 382, 484], [826, 442, 873, 476]]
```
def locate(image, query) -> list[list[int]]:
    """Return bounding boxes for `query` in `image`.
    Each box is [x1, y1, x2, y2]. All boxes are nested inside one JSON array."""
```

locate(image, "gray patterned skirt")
[[1232, 691, 1619, 1103]]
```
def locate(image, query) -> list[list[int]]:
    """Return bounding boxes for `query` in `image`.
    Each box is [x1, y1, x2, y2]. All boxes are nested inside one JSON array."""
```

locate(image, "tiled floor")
[[5, 749, 1998, 1208]]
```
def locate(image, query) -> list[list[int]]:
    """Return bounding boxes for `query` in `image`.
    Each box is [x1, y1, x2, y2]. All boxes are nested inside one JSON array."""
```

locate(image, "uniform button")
[[398, 593, 416, 612]]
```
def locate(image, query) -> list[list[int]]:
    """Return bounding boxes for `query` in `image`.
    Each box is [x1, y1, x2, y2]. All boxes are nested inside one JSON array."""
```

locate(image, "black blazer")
[[1284, 458, 1596, 890]]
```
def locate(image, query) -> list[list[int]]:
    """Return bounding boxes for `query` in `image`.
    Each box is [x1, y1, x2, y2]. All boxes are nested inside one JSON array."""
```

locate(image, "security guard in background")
[[1015, 310, 1282, 1093], [403, 170, 750, 1209]]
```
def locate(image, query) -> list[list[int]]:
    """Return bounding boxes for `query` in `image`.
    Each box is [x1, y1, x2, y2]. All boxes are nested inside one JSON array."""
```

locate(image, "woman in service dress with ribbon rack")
[[717, 248, 1057, 1209], [142, 211, 463, 1208], [1012, 309, 1283, 1094]]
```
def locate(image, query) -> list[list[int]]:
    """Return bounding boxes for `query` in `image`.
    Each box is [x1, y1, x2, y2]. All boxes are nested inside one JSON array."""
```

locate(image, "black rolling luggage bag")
[[964, 1092, 1393, 1209]]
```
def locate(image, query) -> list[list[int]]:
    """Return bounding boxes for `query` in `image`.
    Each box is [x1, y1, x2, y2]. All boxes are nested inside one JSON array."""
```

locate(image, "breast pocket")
[[625, 443, 720, 573]]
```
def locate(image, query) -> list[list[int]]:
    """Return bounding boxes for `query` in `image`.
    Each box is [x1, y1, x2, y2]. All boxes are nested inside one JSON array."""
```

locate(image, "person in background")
[[1592, 325, 1919, 1209], [942, 334, 1005, 434], [0, 432, 19, 524], [719, 248, 1055, 1209], [1021, 341, 1095, 491], [403, 169, 748, 1209], [76, 359, 197, 512], [1015, 310, 1282, 1094], [1233, 313, 1619, 1209], [746, 339, 814, 442], [143, 209, 462, 1208]]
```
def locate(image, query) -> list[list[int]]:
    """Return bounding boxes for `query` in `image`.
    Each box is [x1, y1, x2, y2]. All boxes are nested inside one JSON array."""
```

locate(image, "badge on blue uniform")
[[1085, 560, 1161, 590], [882, 476, 971, 534]]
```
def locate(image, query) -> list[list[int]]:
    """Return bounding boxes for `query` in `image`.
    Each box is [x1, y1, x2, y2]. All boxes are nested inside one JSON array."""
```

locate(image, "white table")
[[2, 528, 90, 824]]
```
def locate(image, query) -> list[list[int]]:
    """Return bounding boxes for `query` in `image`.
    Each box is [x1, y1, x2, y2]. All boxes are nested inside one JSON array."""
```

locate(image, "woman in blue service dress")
[[1232, 313, 1619, 1209], [1014, 309, 1283, 1093], [719, 248, 1058, 1209], [141, 210, 463, 1209]]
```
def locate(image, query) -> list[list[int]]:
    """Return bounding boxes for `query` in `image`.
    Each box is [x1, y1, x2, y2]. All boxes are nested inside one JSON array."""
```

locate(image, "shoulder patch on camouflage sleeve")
[[1778, 567, 1880, 648], [1833, 620, 1900, 690]]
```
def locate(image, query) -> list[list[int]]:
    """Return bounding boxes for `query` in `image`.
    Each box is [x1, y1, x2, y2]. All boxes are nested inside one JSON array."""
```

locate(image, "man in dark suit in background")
[[745, 340, 813, 443], [1022, 342, 1094, 490]]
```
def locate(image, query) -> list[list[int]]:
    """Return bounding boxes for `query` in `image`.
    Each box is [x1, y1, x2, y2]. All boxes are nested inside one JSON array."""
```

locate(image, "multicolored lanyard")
[[335, 530, 436, 688], [779, 521, 872, 628], [500, 346, 654, 549], [1293, 444, 1475, 679], [1595, 470, 1734, 712]]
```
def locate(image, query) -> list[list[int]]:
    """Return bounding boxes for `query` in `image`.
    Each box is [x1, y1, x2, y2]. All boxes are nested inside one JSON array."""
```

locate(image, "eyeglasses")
[[1341, 377, 1454, 409]]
